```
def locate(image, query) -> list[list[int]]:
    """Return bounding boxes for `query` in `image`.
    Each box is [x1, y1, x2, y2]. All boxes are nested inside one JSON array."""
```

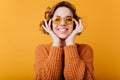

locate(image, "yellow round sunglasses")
[[52, 16, 73, 25]]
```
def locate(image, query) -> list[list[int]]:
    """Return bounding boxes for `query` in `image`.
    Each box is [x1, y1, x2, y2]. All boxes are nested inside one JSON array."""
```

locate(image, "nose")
[[60, 19, 66, 25]]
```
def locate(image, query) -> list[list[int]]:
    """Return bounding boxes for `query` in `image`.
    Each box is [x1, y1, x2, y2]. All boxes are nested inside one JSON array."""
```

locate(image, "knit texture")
[[34, 43, 94, 80]]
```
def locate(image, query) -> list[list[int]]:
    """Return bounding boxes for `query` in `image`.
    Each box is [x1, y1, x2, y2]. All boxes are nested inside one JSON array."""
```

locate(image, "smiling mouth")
[[58, 28, 68, 34]]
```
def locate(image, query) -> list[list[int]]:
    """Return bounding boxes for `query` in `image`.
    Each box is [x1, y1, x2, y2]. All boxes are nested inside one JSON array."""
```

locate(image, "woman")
[[35, 1, 94, 80]]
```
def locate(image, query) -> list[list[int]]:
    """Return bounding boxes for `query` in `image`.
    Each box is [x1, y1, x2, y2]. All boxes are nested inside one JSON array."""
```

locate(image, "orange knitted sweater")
[[34, 43, 94, 80]]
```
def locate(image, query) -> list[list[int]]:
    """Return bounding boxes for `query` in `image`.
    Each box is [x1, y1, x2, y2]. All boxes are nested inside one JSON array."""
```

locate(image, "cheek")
[[68, 24, 74, 33], [69, 24, 74, 30]]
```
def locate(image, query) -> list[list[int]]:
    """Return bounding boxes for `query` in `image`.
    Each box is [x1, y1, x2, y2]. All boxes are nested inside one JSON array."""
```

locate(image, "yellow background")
[[0, 0, 120, 80]]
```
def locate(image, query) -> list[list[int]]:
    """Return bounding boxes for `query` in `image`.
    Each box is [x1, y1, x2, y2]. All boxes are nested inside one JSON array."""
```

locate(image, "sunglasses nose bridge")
[[59, 18, 66, 25]]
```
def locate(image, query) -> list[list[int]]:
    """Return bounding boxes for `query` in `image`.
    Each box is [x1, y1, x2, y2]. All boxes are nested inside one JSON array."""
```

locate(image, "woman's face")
[[52, 7, 74, 39]]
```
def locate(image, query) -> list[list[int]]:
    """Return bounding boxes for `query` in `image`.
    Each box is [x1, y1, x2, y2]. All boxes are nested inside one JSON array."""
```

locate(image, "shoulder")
[[35, 43, 51, 50], [76, 43, 93, 51], [35, 43, 51, 55], [76, 43, 93, 57]]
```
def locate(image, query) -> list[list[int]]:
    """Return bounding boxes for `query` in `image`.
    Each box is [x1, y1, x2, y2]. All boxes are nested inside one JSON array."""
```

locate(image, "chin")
[[58, 35, 68, 39]]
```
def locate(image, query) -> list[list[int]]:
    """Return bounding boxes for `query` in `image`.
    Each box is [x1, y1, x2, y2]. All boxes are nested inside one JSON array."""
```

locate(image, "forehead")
[[54, 7, 73, 17]]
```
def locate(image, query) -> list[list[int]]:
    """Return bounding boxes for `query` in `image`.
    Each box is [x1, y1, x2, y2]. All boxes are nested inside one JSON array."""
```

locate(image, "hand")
[[65, 19, 83, 45], [42, 19, 62, 47]]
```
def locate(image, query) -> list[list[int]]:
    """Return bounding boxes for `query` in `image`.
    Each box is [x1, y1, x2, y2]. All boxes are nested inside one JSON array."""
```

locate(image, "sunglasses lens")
[[66, 16, 73, 24], [53, 16, 61, 24], [53, 16, 73, 25]]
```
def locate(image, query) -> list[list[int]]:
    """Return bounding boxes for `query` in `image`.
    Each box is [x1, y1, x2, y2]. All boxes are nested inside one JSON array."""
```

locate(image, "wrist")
[[52, 42, 61, 47], [65, 40, 74, 46]]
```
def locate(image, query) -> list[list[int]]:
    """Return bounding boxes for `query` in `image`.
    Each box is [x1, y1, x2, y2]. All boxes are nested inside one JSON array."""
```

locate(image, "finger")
[[79, 19, 83, 26], [42, 25, 47, 32], [44, 20, 47, 25], [48, 19, 52, 27], [79, 19, 83, 31], [45, 20, 52, 31], [44, 20, 48, 28]]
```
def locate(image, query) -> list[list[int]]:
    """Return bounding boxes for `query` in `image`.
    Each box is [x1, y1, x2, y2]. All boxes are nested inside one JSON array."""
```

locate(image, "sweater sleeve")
[[64, 44, 85, 80], [34, 45, 63, 80], [81, 45, 94, 80]]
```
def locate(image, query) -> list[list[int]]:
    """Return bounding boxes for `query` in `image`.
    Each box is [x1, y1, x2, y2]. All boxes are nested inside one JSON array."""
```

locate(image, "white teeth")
[[59, 29, 67, 33]]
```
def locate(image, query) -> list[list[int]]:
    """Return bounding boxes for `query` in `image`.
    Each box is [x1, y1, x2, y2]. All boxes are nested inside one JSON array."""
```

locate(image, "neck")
[[60, 39, 66, 47]]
